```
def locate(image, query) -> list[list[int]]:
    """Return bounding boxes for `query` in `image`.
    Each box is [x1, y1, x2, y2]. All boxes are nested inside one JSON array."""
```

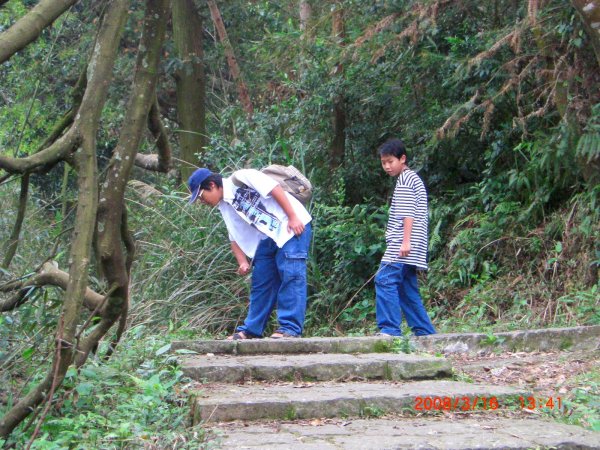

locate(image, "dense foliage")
[[1, 0, 598, 446]]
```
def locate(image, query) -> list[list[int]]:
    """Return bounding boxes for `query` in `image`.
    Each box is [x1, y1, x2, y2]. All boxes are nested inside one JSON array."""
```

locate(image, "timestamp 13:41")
[[520, 396, 562, 411]]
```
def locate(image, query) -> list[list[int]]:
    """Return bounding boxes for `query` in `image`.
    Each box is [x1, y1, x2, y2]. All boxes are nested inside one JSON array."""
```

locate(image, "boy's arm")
[[230, 241, 251, 275], [400, 217, 413, 257], [269, 185, 304, 235]]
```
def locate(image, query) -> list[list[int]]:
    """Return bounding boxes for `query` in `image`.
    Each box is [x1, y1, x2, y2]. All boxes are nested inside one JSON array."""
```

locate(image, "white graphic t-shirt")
[[218, 169, 312, 258]]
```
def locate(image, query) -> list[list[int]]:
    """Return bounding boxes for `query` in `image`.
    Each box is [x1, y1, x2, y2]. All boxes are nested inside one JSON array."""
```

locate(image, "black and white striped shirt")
[[382, 169, 429, 270]]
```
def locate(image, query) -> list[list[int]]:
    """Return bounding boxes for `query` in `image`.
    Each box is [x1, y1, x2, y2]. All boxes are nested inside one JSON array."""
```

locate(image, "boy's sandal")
[[226, 331, 261, 341], [270, 330, 300, 339]]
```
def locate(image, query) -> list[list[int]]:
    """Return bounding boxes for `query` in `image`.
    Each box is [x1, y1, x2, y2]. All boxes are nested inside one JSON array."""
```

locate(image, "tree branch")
[[207, 0, 253, 118], [134, 96, 172, 172], [0, 262, 104, 313], [0, 128, 80, 174], [0, 0, 79, 65], [2, 174, 30, 269]]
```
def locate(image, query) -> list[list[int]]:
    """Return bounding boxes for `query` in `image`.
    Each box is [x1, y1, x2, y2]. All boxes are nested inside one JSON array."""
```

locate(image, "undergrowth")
[[0, 326, 215, 450], [560, 370, 600, 431]]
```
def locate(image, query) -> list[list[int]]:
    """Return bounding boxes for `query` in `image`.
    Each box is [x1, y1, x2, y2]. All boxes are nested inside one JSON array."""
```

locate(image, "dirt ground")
[[449, 349, 598, 394], [445, 349, 599, 427]]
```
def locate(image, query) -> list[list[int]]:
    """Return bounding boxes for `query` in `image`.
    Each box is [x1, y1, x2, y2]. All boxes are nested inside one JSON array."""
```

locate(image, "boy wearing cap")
[[376, 138, 436, 337], [188, 168, 312, 339]]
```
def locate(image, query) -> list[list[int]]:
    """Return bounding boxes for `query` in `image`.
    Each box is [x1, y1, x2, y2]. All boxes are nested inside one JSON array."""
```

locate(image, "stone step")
[[190, 380, 529, 423], [181, 352, 452, 383], [206, 417, 600, 449], [172, 325, 600, 356], [172, 335, 398, 356]]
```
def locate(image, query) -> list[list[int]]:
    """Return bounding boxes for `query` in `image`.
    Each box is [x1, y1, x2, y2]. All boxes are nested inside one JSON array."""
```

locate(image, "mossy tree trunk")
[[0, 0, 170, 438], [330, 1, 346, 169], [0, 0, 130, 436], [172, 0, 207, 180]]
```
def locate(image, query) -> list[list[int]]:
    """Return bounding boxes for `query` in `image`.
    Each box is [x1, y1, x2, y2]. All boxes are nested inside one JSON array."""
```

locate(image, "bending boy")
[[188, 168, 312, 339], [376, 138, 436, 336]]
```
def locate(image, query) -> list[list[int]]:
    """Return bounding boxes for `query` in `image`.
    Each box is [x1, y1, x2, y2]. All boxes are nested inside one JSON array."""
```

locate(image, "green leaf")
[[22, 347, 34, 360], [155, 344, 171, 356], [174, 349, 198, 354], [75, 382, 94, 396]]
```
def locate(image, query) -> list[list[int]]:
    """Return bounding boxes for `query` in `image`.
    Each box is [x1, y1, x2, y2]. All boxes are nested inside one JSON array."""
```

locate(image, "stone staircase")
[[173, 326, 600, 449]]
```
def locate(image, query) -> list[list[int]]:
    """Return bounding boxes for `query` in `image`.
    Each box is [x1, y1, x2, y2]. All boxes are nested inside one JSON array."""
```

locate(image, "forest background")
[[0, 0, 598, 448]]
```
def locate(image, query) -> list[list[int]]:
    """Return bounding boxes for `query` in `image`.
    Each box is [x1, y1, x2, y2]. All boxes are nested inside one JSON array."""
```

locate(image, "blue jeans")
[[238, 223, 311, 337], [375, 262, 436, 336]]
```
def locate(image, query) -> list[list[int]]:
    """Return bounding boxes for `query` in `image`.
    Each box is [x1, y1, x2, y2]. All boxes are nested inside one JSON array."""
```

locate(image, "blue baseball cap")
[[187, 168, 213, 204]]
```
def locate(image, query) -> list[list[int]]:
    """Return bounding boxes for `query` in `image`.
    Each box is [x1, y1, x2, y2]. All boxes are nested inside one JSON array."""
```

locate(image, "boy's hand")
[[237, 262, 251, 275], [287, 215, 305, 236], [399, 242, 411, 257]]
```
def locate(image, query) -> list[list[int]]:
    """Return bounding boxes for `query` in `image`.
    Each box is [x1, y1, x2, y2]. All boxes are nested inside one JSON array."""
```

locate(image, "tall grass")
[[126, 182, 249, 337]]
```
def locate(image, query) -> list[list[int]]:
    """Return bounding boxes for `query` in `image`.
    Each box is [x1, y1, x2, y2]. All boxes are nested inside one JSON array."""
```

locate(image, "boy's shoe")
[[374, 332, 395, 337], [269, 330, 300, 339], [226, 331, 261, 340]]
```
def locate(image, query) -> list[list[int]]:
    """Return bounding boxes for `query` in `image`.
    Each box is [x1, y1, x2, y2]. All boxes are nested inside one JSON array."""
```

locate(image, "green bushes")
[[307, 202, 387, 334], [1, 330, 210, 449]]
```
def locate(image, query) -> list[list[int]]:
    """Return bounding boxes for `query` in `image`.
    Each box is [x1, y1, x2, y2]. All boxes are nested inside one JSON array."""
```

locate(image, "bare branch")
[[0, 0, 79, 64], [354, 13, 400, 48], [469, 30, 519, 68], [0, 262, 104, 312], [370, 20, 418, 63], [0, 128, 80, 174], [134, 96, 172, 172], [207, 0, 253, 117], [2, 174, 29, 269], [436, 91, 481, 140]]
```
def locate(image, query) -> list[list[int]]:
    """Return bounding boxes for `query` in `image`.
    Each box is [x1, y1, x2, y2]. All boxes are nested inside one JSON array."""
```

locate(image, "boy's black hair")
[[378, 138, 407, 159], [201, 173, 223, 189]]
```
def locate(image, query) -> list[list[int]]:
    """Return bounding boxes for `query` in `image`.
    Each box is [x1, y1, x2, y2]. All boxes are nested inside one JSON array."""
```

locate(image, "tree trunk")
[[300, 0, 313, 41], [206, 0, 254, 118], [135, 96, 172, 172], [0, 0, 129, 438], [2, 174, 29, 269], [172, 0, 206, 180], [330, 2, 346, 168], [571, 0, 600, 67], [89, 0, 170, 365]]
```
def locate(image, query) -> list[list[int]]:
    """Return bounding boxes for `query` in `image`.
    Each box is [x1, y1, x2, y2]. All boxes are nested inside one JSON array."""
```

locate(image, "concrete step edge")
[[190, 380, 531, 423], [181, 353, 452, 383], [172, 325, 600, 356]]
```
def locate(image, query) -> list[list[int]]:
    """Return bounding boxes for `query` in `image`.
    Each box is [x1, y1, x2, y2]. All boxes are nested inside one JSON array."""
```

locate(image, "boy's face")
[[195, 182, 222, 207], [380, 154, 406, 177]]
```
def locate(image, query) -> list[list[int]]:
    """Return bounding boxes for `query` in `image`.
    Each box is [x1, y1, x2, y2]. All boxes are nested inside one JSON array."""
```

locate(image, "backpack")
[[231, 164, 313, 206]]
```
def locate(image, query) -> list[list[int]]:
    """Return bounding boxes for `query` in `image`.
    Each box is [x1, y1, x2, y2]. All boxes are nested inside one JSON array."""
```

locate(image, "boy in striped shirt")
[[375, 138, 436, 336]]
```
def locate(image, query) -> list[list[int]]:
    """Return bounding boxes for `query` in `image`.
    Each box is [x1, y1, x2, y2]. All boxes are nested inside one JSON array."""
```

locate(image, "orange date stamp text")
[[414, 396, 499, 411]]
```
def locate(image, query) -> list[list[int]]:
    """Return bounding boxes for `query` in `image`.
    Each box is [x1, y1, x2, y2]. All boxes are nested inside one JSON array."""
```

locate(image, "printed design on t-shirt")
[[231, 187, 280, 232]]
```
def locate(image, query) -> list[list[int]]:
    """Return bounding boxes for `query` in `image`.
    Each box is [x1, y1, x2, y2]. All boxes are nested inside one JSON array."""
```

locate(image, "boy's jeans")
[[375, 262, 436, 336], [238, 223, 312, 337]]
